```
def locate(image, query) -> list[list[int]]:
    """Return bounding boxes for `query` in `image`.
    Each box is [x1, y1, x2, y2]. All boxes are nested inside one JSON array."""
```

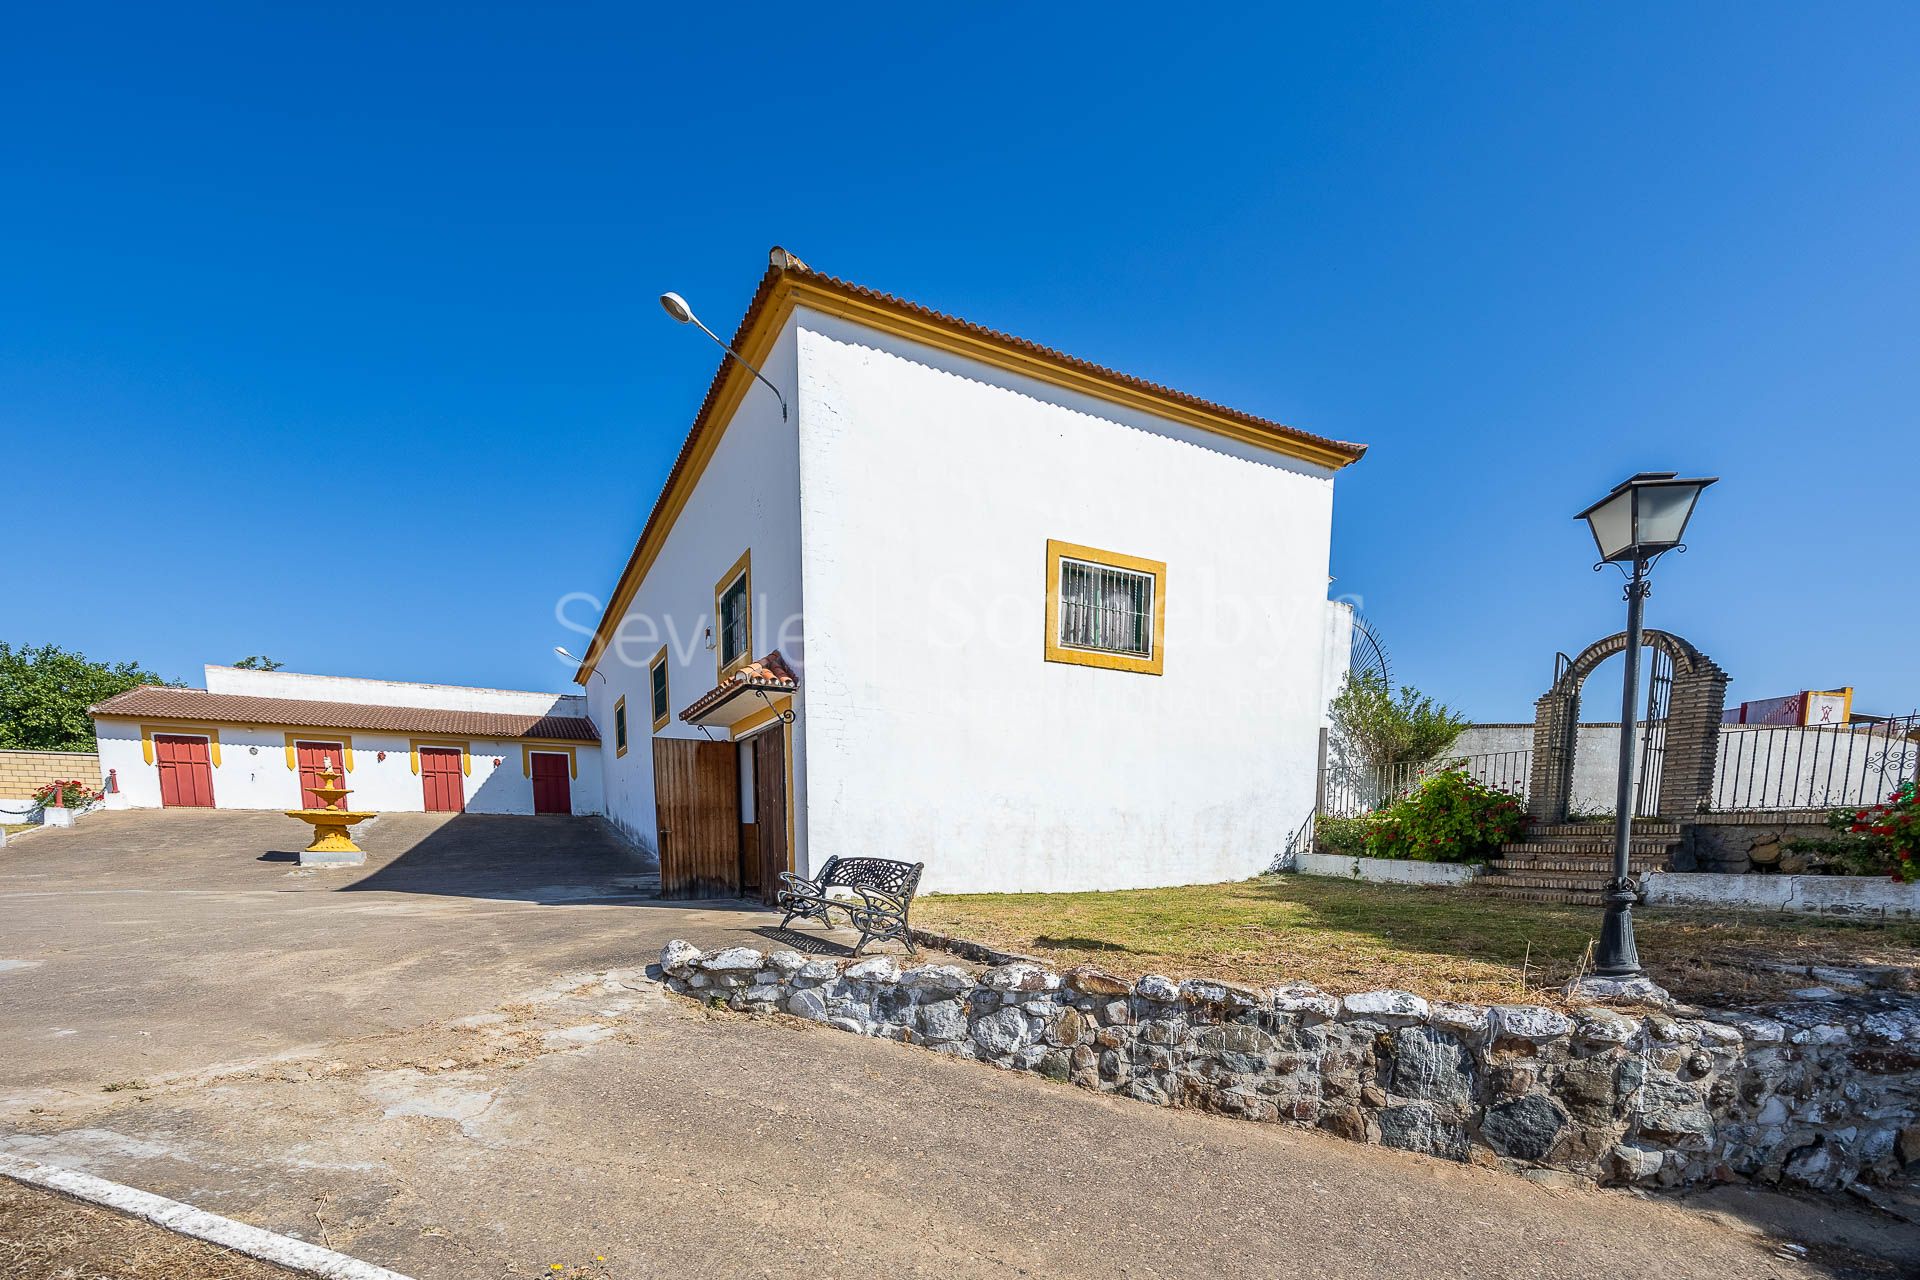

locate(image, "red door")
[[420, 747, 465, 812], [155, 734, 215, 807], [530, 752, 572, 814], [295, 741, 346, 808]]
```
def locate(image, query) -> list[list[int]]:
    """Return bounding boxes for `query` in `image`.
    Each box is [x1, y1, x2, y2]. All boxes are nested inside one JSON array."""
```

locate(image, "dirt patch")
[[0, 1177, 297, 1279]]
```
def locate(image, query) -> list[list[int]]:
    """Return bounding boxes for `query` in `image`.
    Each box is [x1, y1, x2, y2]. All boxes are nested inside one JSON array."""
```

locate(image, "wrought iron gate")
[[1633, 646, 1672, 818]]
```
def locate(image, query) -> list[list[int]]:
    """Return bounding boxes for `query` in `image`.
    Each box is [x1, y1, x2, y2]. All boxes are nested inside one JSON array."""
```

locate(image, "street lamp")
[[1574, 472, 1717, 979], [658, 291, 788, 420], [554, 646, 605, 683]]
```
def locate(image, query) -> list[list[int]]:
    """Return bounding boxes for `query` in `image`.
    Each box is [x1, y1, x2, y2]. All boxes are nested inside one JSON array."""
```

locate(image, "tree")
[[232, 655, 285, 671], [1328, 670, 1468, 777], [0, 643, 180, 751]]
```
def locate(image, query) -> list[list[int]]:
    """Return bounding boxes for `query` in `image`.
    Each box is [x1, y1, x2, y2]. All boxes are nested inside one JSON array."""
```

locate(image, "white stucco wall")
[[94, 719, 603, 816], [792, 307, 1339, 894], [582, 321, 807, 859], [205, 666, 585, 719]]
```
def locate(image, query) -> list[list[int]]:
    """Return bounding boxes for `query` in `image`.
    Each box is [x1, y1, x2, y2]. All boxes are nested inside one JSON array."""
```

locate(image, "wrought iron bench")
[[776, 855, 925, 955]]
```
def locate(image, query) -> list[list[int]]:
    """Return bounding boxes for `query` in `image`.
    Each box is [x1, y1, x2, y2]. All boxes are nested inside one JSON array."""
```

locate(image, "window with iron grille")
[[1058, 558, 1154, 657], [1044, 539, 1166, 675], [718, 574, 749, 668]]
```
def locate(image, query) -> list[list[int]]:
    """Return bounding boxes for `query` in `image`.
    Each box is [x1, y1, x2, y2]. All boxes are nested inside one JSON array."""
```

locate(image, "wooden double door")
[[155, 734, 215, 807], [653, 726, 787, 902]]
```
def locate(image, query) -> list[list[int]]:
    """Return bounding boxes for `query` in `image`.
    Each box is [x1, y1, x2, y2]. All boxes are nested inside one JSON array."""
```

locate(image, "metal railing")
[[1711, 713, 1919, 813], [1319, 749, 1532, 819]]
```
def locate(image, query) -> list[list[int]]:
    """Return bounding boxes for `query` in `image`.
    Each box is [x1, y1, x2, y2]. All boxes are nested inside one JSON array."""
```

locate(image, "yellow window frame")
[[1043, 538, 1167, 676], [614, 695, 629, 757], [712, 549, 752, 680], [648, 645, 671, 732]]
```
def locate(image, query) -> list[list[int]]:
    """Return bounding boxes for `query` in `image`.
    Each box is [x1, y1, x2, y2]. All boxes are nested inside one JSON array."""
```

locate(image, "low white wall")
[[1293, 852, 1482, 886], [94, 719, 603, 816], [1644, 871, 1920, 918]]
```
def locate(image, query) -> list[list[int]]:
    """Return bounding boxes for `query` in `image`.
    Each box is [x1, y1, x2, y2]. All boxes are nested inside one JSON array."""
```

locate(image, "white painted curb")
[[0, 1152, 415, 1280]]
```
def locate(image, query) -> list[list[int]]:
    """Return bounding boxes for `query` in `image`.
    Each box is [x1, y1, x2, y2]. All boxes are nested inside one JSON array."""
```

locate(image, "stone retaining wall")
[[659, 941, 1920, 1193]]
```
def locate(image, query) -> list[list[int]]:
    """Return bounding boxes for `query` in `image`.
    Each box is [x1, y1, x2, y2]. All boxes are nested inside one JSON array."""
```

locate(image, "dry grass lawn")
[[916, 875, 1920, 1006]]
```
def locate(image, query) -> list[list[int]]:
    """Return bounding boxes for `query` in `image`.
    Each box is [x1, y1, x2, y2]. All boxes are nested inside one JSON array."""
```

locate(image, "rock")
[[1554, 1056, 1620, 1125], [1047, 1009, 1088, 1048], [981, 962, 1059, 993], [1100, 1000, 1131, 1026], [1734, 1017, 1787, 1044], [1748, 838, 1782, 866], [1134, 973, 1180, 1002], [1064, 966, 1132, 997], [902, 964, 973, 992], [1194, 1024, 1275, 1073], [659, 940, 702, 975], [1180, 978, 1261, 1009], [1575, 1009, 1639, 1045], [1386, 1026, 1473, 1106], [699, 946, 764, 973], [918, 999, 969, 1042], [1480, 1094, 1569, 1162], [1271, 985, 1339, 1022], [1037, 1050, 1072, 1082], [767, 950, 806, 977], [796, 959, 840, 983], [786, 988, 829, 1022], [1340, 991, 1430, 1025], [1320, 1107, 1368, 1142], [827, 1016, 864, 1034], [1428, 1002, 1491, 1042], [1376, 1102, 1465, 1159], [1611, 1143, 1664, 1183], [972, 1006, 1033, 1057], [1636, 1079, 1714, 1143], [1491, 1005, 1575, 1042], [844, 956, 901, 984], [1777, 851, 1811, 875], [744, 983, 782, 1003], [1784, 1141, 1835, 1188], [1898, 1123, 1920, 1167]]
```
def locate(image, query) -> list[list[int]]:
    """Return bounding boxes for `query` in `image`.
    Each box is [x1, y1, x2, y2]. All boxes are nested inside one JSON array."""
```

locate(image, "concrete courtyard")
[[1, 811, 1912, 1279]]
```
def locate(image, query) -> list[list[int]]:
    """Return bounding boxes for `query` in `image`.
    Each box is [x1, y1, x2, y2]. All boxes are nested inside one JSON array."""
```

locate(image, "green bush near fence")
[[1361, 770, 1526, 863]]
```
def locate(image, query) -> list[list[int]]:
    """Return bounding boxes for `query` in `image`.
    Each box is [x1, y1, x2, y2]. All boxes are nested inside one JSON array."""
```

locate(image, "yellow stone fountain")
[[285, 756, 376, 866]]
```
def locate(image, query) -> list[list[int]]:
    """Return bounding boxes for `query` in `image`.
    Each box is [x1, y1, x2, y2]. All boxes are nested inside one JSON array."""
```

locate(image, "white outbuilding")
[[91, 666, 602, 817], [571, 248, 1367, 899]]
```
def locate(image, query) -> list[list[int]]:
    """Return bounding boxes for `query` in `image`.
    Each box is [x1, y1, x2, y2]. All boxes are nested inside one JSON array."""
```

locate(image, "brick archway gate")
[[1525, 629, 1729, 824]]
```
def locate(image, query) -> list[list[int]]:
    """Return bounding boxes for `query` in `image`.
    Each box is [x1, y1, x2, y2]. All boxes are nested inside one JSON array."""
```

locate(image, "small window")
[[614, 696, 628, 757], [649, 646, 670, 731], [713, 550, 752, 676], [1044, 539, 1166, 675]]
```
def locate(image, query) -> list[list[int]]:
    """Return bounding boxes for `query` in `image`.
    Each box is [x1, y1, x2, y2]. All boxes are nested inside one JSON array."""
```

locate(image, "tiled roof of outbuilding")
[[90, 686, 599, 743]]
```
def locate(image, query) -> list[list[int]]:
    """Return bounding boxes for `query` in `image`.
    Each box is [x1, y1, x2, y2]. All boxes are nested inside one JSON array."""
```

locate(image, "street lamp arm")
[[686, 314, 789, 421]]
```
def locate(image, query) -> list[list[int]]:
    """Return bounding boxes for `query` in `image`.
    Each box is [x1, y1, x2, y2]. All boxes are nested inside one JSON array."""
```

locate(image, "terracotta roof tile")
[[680, 651, 798, 723], [90, 687, 598, 743]]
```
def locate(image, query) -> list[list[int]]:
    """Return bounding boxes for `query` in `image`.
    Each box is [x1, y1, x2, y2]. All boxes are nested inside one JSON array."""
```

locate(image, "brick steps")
[[1527, 822, 1681, 839], [1471, 819, 1679, 905]]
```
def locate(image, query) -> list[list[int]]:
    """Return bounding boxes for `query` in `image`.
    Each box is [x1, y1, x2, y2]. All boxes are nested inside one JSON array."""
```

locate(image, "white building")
[[572, 248, 1366, 897], [91, 666, 602, 816]]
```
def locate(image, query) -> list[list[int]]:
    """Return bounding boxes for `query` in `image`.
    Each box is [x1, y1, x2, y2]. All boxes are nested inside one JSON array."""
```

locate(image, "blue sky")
[[3, 4, 1914, 721]]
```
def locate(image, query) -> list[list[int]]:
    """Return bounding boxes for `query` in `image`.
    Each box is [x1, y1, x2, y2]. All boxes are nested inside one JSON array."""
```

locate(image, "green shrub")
[[1364, 770, 1526, 863], [1315, 816, 1372, 858]]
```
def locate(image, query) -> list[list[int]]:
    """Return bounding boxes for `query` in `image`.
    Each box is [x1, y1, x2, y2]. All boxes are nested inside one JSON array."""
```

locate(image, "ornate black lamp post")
[[1574, 472, 1717, 979]]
